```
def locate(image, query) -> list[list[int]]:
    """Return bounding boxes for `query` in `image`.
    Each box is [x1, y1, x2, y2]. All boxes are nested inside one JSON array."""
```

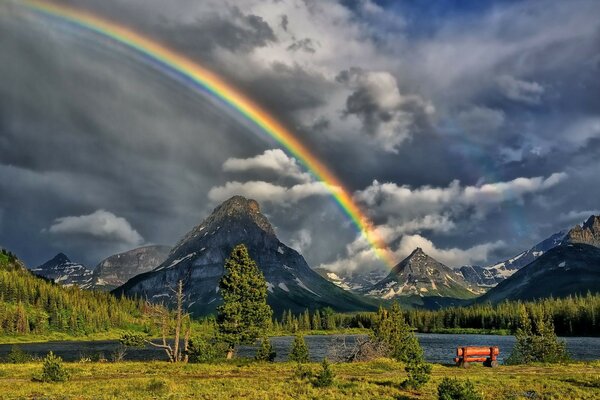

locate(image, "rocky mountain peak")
[[565, 215, 600, 248], [367, 247, 477, 300], [50, 252, 71, 264], [116, 196, 373, 315]]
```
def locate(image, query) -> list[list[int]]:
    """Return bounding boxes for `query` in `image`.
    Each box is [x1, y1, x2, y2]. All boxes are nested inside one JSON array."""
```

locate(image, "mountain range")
[[479, 215, 600, 303], [30, 245, 170, 291], [459, 230, 567, 288], [24, 197, 600, 313], [114, 196, 375, 315]]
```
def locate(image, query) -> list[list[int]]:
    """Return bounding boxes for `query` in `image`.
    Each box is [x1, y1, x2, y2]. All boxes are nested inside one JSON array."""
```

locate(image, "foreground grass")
[[0, 359, 598, 399]]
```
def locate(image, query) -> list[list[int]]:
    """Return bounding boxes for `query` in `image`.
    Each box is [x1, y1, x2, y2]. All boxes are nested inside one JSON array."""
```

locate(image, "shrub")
[[289, 334, 309, 363], [6, 345, 31, 363], [312, 358, 335, 387], [119, 331, 146, 348], [403, 360, 432, 389], [39, 352, 69, 383], [437, 378, 483, 400], [506, 306, 570, 365], [255, 336, 276, 362], [293, 363, 313, 380], [187, 337, 227, 363]]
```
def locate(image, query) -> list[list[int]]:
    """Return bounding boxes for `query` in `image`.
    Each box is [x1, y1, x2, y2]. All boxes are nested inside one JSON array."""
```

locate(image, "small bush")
[[403, 360, 432, 389], [6, 346, 31, 363], [438, 378, 483, 400], [293, 363, 313, 380], [312, 358, 335, 387], [255, 336, 276, 362], [119, 331, 146, 348], [187, 337, 227, 363], [289, 334, 309, 363], [39, 352, 69, 383]]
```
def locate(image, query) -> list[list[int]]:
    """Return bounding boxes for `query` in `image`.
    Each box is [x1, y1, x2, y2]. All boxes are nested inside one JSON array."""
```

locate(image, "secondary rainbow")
[[16, 0, 396, 267]]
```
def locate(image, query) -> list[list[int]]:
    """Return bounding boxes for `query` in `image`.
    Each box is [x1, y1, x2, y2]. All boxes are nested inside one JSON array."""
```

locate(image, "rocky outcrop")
[[90, 245, 171, 291], [565, 215, 600, 248]]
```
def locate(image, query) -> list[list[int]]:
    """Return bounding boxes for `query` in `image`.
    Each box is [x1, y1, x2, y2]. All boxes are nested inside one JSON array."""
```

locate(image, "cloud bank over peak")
[[46, 210, 144, 246]]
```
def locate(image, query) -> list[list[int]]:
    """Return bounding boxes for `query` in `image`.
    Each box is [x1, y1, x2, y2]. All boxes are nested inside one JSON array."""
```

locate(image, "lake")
[[1, 334, 599, 364]]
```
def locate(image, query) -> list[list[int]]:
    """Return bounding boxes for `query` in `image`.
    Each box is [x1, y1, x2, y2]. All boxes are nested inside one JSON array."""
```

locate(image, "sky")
[[0, 0, 599, 273]]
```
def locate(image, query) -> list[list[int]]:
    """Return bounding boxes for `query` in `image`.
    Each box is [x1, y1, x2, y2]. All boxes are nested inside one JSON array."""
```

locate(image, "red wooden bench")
[[454, 346, 499, 368]]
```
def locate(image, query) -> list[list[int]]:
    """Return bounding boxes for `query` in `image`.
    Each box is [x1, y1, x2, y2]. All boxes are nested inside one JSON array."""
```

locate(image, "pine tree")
[[289, 334, 310, 363], [255, 336, 276, 362], [217, 244, 273, 359]]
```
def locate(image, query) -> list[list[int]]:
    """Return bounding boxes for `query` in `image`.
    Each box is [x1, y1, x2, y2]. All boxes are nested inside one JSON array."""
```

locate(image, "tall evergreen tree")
[[217, 244, 272, 359]]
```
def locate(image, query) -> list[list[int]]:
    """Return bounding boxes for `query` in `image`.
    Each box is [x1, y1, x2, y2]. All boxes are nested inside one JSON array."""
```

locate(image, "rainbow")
[[14, 0, 396, 267]]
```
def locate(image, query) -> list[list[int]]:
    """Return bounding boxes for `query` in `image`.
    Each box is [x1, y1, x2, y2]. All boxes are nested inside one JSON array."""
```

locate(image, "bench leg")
[[458, 360, 470, 368], [483, 358, 499, 368]]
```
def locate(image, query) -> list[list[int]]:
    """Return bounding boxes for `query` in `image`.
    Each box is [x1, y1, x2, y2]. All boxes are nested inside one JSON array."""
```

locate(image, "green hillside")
[[0, 249, 148, 337]]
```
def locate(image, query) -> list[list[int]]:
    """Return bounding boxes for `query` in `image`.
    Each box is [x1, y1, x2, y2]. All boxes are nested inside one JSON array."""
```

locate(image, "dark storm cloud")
[[1, 0, 600, 272]]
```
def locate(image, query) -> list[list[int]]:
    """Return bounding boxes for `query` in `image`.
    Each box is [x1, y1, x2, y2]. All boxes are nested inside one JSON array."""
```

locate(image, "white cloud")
[[356, 173, 567, 221], [46, 210, 143, 245], [320, 232, 504, 272], [208, 180, 336, 205], [496, 75, 545, 104], [222, 149, 311, 182], [395, 234, 505, 267]]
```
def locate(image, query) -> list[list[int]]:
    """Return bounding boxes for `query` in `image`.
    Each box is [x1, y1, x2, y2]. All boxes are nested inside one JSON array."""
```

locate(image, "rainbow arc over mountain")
[[16, 0, 396, 268]]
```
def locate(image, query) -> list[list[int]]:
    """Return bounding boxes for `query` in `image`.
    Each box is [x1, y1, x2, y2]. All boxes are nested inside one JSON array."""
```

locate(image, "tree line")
[[0, 252, 148, 335], [271, 293, 600, 337]]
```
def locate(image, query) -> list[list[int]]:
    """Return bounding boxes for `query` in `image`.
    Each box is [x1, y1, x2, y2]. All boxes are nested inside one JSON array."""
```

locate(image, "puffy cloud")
[[46, 210, 144, 245], [208, 181, 335, 205], [222, 149, 311, 182], [395, 234, 505, 267], [356, 173, 567, 221], [336, 68, 434, 152], [496, 75, 545, 105]]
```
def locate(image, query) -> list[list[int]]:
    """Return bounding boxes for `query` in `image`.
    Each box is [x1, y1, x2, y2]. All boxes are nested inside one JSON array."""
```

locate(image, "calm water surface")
[[1, 334, 598, 364]]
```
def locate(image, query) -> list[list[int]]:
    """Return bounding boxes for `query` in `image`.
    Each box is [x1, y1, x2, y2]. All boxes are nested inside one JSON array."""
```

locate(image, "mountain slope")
[[30, 253, 93, 287], [366, 248, 478, 300], [0, 249, 147, 336], [460, 230, 567, 287], [478, 243, 600, 303], [90, 245, 171, 291], [115, 196, 376, 315], [313, 267, 387, 292]]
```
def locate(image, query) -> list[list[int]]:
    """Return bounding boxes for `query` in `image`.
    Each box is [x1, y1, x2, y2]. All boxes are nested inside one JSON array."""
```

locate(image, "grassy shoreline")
[[0, 359, 598, 399]]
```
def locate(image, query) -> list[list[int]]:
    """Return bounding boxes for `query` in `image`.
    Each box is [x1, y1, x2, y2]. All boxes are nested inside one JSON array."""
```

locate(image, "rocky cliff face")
[[565, 215, 600, 248], [366, 248, 477, 300], [114, 196, 374, 315], [30, 253, 93, 287], [90, 245, 171, 290]]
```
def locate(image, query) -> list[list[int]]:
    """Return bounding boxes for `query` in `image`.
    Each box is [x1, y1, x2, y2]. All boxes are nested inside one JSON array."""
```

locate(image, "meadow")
[[0, 359, 598, 399]]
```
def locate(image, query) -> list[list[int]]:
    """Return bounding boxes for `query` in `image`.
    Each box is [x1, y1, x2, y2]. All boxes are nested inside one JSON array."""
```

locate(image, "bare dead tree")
[[124, 280, 191, 363]]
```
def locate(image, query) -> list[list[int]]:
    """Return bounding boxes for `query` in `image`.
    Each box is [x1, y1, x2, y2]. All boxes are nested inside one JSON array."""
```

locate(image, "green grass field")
[[0, 359, 598, 399]]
